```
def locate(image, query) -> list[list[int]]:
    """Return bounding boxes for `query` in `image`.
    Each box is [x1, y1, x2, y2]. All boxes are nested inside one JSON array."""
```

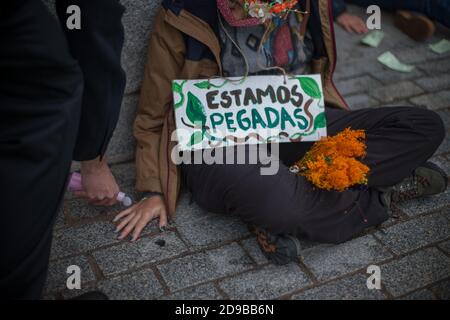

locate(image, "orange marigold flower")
[[293, 128, 370, 192]]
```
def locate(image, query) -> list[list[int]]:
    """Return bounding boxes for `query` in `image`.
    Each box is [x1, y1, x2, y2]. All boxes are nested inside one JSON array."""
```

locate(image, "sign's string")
[[214, 2, 311, 87]]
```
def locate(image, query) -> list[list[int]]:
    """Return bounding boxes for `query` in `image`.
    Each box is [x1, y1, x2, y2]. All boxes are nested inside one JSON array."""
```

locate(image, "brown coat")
[[134, 1, 348, 218]]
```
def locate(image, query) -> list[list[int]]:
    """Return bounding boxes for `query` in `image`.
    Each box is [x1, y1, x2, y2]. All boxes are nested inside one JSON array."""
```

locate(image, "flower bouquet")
[[290, 128, 370, 192]]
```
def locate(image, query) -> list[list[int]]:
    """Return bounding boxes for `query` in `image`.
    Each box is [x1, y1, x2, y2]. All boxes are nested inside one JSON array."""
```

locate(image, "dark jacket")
[[333, 0, 348, 19], [56, 0, 126, 160]]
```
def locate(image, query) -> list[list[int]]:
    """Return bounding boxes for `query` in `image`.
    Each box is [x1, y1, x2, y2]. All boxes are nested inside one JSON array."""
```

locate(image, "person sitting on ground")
[[114, 0, 447, 265]]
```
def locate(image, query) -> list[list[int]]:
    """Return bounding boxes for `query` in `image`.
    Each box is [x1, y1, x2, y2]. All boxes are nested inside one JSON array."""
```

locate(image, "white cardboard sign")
[[172, 74, 327, 151]]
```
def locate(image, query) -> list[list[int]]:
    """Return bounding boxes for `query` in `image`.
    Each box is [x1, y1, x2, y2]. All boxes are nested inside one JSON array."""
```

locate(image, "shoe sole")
[[394, 11, 435, 42]]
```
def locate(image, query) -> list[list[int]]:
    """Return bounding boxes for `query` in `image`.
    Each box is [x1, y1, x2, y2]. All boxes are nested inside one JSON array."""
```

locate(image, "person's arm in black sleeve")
[[55, 0, 126, 161], [55, 0, 127, 206]]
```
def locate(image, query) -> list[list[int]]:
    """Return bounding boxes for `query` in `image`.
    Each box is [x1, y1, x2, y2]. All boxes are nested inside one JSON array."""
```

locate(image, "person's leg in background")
[[0, 0, 82, 299], [350, 0, 450, 29]]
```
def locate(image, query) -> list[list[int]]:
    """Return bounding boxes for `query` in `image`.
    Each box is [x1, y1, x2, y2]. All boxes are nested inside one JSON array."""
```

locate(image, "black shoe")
[[70, 291, 109, 300], [253, 227, 302, 265], [381, 161, 448, 207]]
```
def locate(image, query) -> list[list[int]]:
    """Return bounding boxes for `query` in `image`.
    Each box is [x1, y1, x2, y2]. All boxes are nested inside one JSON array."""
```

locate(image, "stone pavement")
[[43, 2, 450, 300]]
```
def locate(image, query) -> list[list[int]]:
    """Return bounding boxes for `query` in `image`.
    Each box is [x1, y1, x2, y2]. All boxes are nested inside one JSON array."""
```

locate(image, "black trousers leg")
[[0, 0, 82, 299], [182, 107, 445, 243]]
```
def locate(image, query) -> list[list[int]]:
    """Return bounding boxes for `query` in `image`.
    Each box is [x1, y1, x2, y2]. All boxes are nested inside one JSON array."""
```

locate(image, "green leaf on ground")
[[377, 51, 415, 73], [429, 39, 450, 55], [361, 30, 384, 48]]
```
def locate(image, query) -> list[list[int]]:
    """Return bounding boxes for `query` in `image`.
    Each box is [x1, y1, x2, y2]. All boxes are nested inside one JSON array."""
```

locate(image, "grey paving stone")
[[301, 235, 392, 281], [434, 109, 450, 156], [418, 58, 450, 76], [345, 94, 380, 110], [44, 255, 95, 294], [98, 268, 165, 300], [64, 198, 122, 221], [93, 231, 188, 276], [219, 263, 312, 300], [54, 207, 66, 230], [240, 238, 269, 265], [444, 208, 450, 221], [335, 75, 382, 96], [51, 221, 120, 259], [395, 46, 450, 65], [161, 283, 223, 300], [157, 243, 253, 291], [175, 194, 250, 248], [399, 289, 435, 300], [381, 248, 450, 297], [369, 81, 424, 103], [375, 213, 450, 255], [291, 274, 385, 300], [438, 239, 450, 254], [110, 162, 137, 188], [105, 94, 138, 164], [396, 187, 450, 217], [120, 0, 162, 94], [415, 74, 450, 92], [431, 280, 450, 300], [372, 68, 424, 85], [410, 91, 450, 111], [334, 57, 381, 81]]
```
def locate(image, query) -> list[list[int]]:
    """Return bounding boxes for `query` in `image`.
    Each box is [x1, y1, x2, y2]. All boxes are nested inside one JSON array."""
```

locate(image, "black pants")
[[0, 0, 124, 299], [182, 107, 445, 243]]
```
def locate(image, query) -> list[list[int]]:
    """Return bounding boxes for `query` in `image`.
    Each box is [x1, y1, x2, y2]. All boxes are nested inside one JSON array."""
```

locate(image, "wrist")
[[141, 191, 163, 200], [81, 156, 107, 173]]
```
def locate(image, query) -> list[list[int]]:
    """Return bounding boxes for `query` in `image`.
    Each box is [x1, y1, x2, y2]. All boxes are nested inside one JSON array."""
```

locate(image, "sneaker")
[[253, 227, 302, 265], [382, 161, 448, 207], [394, 11, 435, 42]]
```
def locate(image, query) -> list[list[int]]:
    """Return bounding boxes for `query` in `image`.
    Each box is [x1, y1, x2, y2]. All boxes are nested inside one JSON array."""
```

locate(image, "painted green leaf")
[[194, 81, 211, 89], [173, 80, 186, 109], [172, 81, 182, 92], [186, 92, 206, 125], [290, 133, 303, 140], [298, 77, 322, 99], [314, 112, 326, 129], [188, 130, 204, 146]]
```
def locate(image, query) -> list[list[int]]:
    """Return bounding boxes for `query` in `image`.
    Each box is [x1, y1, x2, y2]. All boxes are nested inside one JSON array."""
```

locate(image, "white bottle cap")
[[122, 196, 132, 207]]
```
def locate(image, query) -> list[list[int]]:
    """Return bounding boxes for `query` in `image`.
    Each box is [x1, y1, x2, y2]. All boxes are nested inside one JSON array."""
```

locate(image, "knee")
[[402, 108, 446, 149], [419, 109, 446, 148]]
